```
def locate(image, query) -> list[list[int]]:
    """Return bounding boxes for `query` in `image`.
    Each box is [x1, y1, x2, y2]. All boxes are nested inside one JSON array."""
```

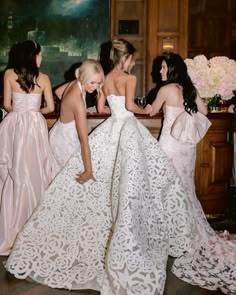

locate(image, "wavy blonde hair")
[[75, 59, 104, 94]]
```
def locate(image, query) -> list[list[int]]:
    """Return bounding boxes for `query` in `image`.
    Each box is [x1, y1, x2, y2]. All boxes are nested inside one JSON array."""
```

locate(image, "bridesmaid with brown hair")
[[0, 40, 58, 255]]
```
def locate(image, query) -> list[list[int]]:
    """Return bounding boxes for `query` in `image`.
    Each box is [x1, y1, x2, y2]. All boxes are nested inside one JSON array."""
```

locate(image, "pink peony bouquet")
[[184, 55, 236, 100]]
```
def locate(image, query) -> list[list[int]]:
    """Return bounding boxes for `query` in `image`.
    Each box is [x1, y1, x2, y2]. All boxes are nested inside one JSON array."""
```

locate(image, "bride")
[[5, 39, 195, 295]]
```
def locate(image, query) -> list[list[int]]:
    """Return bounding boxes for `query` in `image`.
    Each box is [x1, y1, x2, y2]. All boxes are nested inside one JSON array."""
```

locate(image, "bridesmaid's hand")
[[75, 171, 96, 184], [144, 104, 152, 114]]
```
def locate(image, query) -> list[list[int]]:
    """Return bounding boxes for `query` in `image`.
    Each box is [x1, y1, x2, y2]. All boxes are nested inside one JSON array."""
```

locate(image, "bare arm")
[[195, 92, 208, 115], [97, 88, 110, 114], [40, 74, 55, 114], [125, 75, 152, 115], [149, 87, 166, 116], [73, 95, 95, 184], [3, 70, 13, 112]]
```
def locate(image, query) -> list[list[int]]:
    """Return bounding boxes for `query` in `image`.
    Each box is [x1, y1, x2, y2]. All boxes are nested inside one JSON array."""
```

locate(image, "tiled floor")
[[0, 215, 235, 295]]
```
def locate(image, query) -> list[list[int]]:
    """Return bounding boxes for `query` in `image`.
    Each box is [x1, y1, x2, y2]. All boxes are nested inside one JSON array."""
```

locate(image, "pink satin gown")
[[0, 92, 58, 255]]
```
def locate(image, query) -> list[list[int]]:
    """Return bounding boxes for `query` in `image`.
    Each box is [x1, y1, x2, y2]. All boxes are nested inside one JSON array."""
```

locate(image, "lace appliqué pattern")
[[6, 96, 195, 295]]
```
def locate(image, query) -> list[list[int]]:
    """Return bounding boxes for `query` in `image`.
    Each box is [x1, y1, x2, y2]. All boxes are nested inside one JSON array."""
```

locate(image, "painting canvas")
[[0, 0, 110, 88]]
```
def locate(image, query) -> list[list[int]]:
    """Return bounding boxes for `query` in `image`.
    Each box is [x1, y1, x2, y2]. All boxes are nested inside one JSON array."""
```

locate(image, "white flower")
[[184, 55, 236, 100]]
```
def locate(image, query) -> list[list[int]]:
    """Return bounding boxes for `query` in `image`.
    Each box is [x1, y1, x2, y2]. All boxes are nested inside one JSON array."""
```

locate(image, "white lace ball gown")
[[5, 95, 195, 295]]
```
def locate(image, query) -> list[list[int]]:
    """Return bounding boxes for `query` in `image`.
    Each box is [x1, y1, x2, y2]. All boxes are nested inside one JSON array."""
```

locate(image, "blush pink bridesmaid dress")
[[0, 91, 58, 255]]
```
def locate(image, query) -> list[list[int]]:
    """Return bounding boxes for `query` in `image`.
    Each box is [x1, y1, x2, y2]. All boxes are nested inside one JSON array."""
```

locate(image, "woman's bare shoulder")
[[159, 83, 181, 94], [38, 71, 50, 81], [126, 73, 136, 78], [63, 82, 83, 103], [4, 68, 15, 78]]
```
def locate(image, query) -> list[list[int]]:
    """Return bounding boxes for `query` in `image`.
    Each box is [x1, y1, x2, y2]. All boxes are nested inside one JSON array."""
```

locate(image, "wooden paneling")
[[110, 0, 147, 96], [158, 1, 179, 32], [146, 0, 188, 91], [188, 0, 232, 58], [109, 0, 236, 93], [110, 0, 188, 95]]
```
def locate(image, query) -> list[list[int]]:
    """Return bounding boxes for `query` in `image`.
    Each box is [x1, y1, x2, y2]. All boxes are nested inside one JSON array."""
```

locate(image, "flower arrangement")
[[184, 55, 236, 100]]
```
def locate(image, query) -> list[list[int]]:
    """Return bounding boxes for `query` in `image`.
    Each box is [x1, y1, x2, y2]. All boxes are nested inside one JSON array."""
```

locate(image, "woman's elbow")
[[97, 106, 109, 114], [48, 105, 55, 113], [97, 106, 103, 114], [125, 102, 133, 112], [43, 105, 55, 114], [3, 102, 11, 112]]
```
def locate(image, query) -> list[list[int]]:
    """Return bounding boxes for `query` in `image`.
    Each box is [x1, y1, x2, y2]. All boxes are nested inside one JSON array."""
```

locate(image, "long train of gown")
[[0, 92, 58, 255], [159, 105, 236, 294], [6, 95, 195, 295]]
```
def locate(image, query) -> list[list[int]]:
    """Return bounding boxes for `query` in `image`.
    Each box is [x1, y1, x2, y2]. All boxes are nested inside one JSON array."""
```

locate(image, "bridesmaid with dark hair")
[[146, 55, 165, 105], [0, 40, 58, 255], [150, 52, 236, 294]]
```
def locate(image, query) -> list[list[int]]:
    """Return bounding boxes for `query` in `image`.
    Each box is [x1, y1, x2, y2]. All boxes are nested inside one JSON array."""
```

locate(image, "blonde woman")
[[49, 59, 104, 183]]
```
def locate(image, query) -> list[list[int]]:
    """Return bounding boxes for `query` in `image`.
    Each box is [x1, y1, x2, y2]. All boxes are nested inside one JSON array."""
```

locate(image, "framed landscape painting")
[[0, 0, 110, 88]]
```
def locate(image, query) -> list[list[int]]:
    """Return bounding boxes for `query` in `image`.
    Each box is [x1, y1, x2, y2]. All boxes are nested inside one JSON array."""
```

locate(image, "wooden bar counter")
[[45, 112, 235, 216]]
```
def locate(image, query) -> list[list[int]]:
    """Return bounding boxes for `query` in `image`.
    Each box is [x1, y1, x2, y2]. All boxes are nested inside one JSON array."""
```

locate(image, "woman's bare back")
[[60, 81, 84, 123], [162, 83, 184, 108], [103, 71, 131, 97]]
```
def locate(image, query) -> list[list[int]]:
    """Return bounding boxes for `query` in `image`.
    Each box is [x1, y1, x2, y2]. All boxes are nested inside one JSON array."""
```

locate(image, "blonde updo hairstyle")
[[110, 39, 136, 70], [75, 59, 104, 94]]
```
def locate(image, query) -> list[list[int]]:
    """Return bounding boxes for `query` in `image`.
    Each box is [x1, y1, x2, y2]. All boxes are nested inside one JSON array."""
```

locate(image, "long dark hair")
[[13, 40, 41, 93], [162, 52, 198, 114]]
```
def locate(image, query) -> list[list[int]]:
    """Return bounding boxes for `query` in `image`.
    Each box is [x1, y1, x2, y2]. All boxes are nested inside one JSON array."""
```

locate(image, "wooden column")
[[146, 0, 189, 91]]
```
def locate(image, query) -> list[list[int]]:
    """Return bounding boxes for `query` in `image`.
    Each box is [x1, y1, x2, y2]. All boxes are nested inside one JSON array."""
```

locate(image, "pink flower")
[[185, 55, 236, 100]]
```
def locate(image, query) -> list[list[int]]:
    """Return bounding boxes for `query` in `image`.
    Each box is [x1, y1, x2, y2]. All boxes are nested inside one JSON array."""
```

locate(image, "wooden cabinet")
[[195, 113, 234, 215]]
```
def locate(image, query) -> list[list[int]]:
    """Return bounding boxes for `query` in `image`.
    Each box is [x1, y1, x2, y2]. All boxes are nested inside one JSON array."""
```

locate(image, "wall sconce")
[[162, 37, 174, 52]]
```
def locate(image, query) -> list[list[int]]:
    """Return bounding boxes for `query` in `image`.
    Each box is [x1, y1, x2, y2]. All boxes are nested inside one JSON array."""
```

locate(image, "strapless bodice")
[[107, 95, 134, 119], [12, 92, 42, 112]]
